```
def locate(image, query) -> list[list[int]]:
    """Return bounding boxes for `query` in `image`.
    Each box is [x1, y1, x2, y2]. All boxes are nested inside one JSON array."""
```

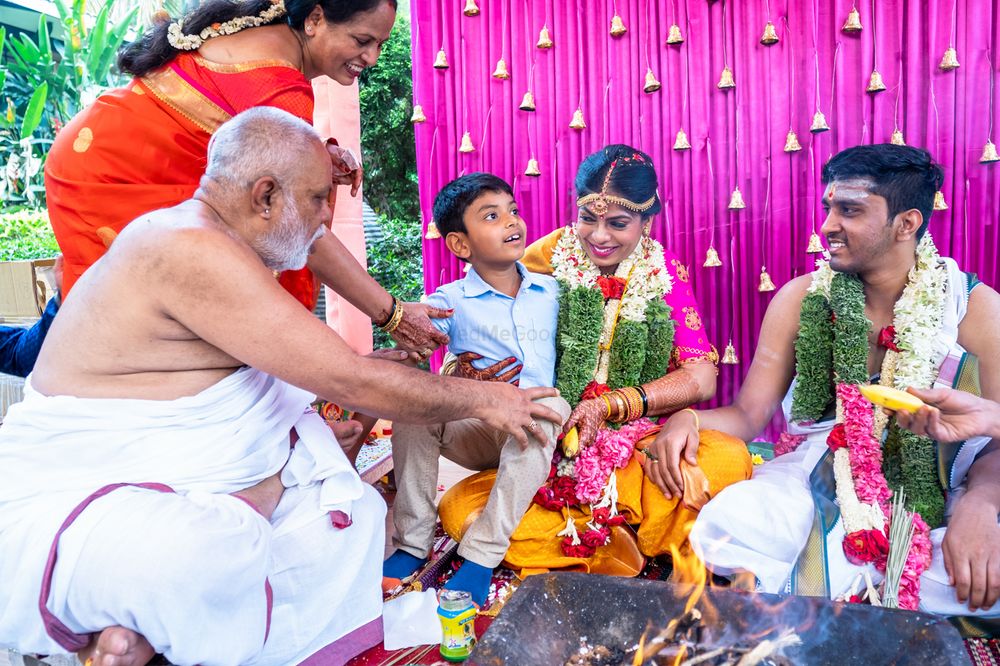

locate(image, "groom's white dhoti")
[[0, 367, 385, 665], [690, 258, 999, 618]]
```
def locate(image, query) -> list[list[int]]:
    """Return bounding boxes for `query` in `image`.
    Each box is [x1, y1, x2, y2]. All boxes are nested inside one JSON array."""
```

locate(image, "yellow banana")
[[858, 384, 924, 414], [561, 426, 580, 458]]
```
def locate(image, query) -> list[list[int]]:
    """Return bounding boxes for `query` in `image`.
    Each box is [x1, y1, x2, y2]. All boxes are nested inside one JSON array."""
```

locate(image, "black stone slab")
[[469, 572, 969, 665]]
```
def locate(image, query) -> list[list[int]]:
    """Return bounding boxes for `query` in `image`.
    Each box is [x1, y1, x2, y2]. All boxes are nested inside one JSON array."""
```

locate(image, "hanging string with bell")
[[718, 2, 734, 89], [704, 138, 723, 268], [982, 50, 999, 163], [433, 48, 449, 69], [519, 91, 536, 111], [721, 340, 740, 364], [463, 0, 479, 17], [570, 108, 587, 130], [867, 7, 885, 93], [410, 104, 426, 124], [537, 26, 553, 49], [842, 6, 863, 33], [891, 128, 905, 145], [424, 220, 441, 239], [524, 157, 541, 177]]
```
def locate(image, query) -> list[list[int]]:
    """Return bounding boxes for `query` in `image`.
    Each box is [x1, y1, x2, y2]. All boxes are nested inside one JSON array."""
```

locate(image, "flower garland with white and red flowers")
[[531, 226, 674, 558], [791, 234, 945, 610]]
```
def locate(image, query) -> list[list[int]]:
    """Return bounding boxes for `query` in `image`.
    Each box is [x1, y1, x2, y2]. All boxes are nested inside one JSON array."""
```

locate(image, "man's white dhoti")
[[0, 367, 385, 665], [691, 258, 1000, 617]]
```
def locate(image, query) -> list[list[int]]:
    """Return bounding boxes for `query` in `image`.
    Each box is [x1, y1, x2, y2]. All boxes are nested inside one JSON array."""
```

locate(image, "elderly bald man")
[[0, 107, 562, 666]]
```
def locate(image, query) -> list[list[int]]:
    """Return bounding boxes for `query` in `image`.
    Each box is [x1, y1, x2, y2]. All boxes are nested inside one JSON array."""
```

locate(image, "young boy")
[[383, 173, 570, 605]]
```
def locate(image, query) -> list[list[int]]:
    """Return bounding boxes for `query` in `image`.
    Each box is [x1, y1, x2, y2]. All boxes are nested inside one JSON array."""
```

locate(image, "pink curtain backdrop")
[[411, 0, 1000, 419], [312, 77, 373, 355]]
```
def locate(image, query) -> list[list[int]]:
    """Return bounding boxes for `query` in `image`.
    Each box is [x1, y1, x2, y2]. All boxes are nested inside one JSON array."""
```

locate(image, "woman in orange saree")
[[440, 145, 752, 577], [45, 0, 405, 316]]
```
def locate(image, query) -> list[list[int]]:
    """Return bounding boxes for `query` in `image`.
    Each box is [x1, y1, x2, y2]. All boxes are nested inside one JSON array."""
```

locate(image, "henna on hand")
[[563, 397, 610, 449], [454, 352, 521, 383], [642, 366, 704, 417]]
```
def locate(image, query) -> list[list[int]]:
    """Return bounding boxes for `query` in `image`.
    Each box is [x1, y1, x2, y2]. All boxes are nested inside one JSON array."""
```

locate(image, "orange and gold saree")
[[45, 53, 319, 308]]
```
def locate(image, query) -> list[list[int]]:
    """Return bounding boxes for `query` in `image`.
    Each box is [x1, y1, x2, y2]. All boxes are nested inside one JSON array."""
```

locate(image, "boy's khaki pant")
[[390, 395, 570, 567]]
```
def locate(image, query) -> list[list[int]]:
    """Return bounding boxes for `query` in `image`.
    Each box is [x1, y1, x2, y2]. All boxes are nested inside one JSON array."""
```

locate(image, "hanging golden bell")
[[569, 108, 587, 130], [643, 69, 662, 93], [537, 26, 554, 49], [673, 128, 691, 151], [890, 128, 905, 145], [424, 220, 441, 239], [721, 340, 740, 365], [940, 46, 960, 71], [610, 14, 627, 37], [666, 23, 684, 45], [492, 58, 510, 80], [728, 186, 746, 209], [703, 246, 723, 267], [758, 266, 776, 292], [760, 21, 779, 45], [524, 157, 541, 177], [807, 231, 825, 254], [842, 6, 863, 33], [410, 104, 427, 124], [519, 91, 536, 111], [718, 65, 735, 90], [980, 140, 1000, 163], [810, 110, 831, 133], [459, 131, 475, 153], [463, 0, 479, 16], [933, 190, 948, 210], [784, 129, 802, 152], [433, 48, 449, 69], [866, 70, 886, 93]]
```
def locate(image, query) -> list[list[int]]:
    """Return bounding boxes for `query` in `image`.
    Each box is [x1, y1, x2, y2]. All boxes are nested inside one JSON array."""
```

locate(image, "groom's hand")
[[646, 410, 700, 499], [943, 491, 1000, 611]]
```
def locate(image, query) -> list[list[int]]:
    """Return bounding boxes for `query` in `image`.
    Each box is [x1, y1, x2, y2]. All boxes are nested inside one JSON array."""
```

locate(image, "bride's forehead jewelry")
[[576, 156, 657, 218]]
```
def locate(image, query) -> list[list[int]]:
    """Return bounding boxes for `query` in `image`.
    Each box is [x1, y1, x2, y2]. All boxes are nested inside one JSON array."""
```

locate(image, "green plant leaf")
[[10, 35, 42, 67], [37, 14, 52, 66], [52, 0, 71, 27], [73, 0, 85, 38], [20, 82, 48, 140], [86, 3, 111, 78], [97, 6, 139, 82]]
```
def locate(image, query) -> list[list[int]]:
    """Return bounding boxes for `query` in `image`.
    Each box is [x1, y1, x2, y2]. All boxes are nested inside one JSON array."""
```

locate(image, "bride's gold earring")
[[642, 224, 651, 238]]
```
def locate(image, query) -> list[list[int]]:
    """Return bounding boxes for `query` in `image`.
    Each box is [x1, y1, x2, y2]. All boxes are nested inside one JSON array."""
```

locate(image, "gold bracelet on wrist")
[[600, 393, 615, 421], [609, 391, 629, 423], [682, 407, 700, 431], [378, 297, 404, 334], [619, 387, 644, 422]]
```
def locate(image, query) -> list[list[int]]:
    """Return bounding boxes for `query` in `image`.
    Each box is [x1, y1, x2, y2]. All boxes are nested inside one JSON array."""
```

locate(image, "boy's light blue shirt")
[[425, 261, 559, 388]]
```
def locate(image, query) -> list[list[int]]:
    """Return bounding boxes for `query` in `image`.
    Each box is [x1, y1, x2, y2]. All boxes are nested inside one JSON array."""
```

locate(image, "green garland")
[[790, 292, 835, 422], [639, 299, 675, 385], [791, 268, 946, 529], [555, 285, 676, 406], [829, 273, 870, 386], [555, 284, 604, 405]]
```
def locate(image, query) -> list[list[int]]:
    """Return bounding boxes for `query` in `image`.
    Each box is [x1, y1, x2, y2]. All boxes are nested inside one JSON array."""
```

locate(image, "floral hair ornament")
[[575, 156, 657, 217], [167, 0, 287, 51]]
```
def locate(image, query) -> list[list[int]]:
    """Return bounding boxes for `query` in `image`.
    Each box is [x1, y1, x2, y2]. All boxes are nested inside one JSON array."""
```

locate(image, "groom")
[[654, 144, 1000, 617]]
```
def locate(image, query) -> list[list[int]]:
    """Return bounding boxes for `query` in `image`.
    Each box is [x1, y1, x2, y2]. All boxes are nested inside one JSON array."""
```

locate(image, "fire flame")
[[669, 542, 710, 616]]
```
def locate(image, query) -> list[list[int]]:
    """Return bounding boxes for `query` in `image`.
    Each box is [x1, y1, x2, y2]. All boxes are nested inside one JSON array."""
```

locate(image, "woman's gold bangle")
[[379, 297, 404, 334]]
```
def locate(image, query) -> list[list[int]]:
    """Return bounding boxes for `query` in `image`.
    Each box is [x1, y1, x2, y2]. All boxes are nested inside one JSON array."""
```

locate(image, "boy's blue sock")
[[383, 550, 427, 579], [443, 560, 494, 607]]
